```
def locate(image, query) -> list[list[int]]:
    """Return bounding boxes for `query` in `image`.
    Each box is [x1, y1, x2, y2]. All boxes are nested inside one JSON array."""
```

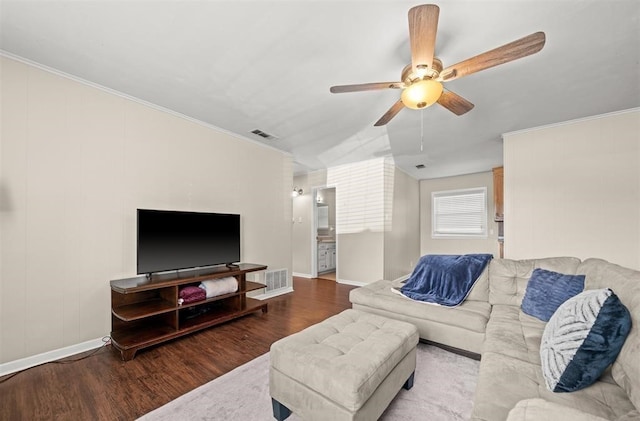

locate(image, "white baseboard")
[[392, 274, 411, 283], [252, 286, 294, 300], [337, 279, 368, 287], [0, 336, 108, 377], [292, 272, 312, 278]]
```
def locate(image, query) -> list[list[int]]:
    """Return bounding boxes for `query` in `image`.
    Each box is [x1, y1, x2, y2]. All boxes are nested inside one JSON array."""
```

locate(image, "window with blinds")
[[431, 187, 488, 238]]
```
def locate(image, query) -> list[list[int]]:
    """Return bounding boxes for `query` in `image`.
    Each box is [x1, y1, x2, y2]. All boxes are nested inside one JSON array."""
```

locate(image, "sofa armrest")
[[507, 399, 610, 421]]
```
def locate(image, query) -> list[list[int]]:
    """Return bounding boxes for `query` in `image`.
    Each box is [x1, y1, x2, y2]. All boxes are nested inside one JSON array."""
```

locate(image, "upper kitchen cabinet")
[[493, 167, 504, 222]]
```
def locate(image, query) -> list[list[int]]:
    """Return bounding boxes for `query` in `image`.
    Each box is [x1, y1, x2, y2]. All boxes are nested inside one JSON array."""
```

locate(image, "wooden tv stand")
[[110, 263, 267, 361]]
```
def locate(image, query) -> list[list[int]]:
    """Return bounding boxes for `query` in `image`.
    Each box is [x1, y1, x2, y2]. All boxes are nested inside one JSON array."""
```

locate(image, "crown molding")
[[503, 107, 640, 138]]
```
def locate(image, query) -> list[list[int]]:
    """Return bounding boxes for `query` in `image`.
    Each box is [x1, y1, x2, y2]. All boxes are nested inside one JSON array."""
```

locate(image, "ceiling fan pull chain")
[[420, 109, 424, 152]]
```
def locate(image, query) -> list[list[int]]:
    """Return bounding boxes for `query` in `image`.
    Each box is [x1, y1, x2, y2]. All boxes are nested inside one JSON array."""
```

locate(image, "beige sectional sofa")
[[349, 257, 640, 420]]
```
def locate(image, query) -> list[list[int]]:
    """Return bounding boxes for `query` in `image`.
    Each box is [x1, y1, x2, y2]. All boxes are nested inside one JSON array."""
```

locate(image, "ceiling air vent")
[[250, 129, 278, 140], [415, 164, 426, 169]]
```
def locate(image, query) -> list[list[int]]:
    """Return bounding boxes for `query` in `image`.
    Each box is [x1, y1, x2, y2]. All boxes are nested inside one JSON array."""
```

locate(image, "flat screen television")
[[137, 209, 240, 275]]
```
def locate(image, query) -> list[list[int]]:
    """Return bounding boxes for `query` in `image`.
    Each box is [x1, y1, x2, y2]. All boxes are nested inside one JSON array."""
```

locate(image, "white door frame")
[[311, 186, 337, 280], [310, 187, 319, 278]]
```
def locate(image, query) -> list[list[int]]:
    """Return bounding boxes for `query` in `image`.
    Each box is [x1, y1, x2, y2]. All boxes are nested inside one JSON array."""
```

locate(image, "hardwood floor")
[[317, 270, 336, 281], [0, 277, 356, 420]]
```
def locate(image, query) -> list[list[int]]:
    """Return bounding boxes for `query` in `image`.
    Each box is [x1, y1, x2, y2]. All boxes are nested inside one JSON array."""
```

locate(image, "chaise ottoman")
[[269, 309, 419, 421]]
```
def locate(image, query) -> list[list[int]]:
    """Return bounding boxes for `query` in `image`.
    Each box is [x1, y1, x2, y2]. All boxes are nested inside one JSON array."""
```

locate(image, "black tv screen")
[[137, 209, 240, 275]]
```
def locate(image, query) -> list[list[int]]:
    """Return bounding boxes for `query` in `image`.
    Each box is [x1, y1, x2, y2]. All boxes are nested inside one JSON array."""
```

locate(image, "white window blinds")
[[326, 157, 394, 234], [432, 187, 488, 238]]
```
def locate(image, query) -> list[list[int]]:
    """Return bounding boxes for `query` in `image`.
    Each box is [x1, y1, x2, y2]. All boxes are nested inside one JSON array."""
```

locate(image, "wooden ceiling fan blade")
[[438, 32, 546, 82], [437, 90, 474, 115], [330, 82, 403, 93], [408, 4, 439, 75], [374, 100, 405, 126]]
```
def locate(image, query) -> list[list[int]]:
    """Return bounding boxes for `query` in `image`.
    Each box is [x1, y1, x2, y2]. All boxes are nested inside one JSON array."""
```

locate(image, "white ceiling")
[[1, 1, 639, 179]]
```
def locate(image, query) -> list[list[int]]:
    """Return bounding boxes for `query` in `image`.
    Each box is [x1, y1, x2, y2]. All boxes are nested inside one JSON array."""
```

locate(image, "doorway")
[[315, 187, 337, 281]]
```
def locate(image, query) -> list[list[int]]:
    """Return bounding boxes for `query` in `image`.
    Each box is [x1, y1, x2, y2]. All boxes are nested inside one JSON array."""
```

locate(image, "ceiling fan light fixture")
[[401, 79, 443, 110]]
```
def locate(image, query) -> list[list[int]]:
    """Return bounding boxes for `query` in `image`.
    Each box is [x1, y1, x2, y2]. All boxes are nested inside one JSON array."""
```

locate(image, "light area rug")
[[138, 343, 480, 421]]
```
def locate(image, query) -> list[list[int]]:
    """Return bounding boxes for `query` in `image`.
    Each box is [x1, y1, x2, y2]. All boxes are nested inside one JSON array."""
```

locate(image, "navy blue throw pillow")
[[521, 268, 585, 322]]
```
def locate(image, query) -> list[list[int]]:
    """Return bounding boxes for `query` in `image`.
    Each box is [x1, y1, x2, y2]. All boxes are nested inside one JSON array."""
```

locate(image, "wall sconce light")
[[292, 187, 303, 197]]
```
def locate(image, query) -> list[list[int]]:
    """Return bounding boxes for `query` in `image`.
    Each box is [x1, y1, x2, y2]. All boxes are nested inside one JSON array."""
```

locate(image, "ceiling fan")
[[330, 4, 546, 126]]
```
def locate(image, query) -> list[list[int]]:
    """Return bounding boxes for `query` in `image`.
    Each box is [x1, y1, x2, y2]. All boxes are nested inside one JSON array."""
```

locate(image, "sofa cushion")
[[482, 305, 545, 364], [521, 268, 585, 321], [471, 351, 542, 421], [471, 351, 637, 421], [540, 288, 631, 393], [468, 265, 490, 301], [507, 399, 611, 421], [349, 278, 490, 354], [577, 258, 640, 410], [489, 257, 582, 306], [350, 279, 490, 334], [616, 409, 640, 421]]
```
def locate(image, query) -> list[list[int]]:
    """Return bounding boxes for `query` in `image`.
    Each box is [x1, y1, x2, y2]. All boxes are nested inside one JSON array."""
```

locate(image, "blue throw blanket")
[[399, 254, 493, 307]]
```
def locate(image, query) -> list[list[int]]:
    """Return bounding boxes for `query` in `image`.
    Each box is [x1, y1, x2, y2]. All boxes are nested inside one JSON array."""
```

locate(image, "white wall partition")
[[384, 167, 420, 281], [291, 159, 420, 284], [503, 109, 640, 270]]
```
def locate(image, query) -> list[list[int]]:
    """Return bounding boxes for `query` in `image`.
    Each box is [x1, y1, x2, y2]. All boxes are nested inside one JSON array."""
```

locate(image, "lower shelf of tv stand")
[[111, 298, 268, 361]]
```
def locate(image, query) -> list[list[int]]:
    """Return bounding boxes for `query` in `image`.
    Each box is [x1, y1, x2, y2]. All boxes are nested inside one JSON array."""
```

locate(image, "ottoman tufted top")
[[270, 309, 419, 412]]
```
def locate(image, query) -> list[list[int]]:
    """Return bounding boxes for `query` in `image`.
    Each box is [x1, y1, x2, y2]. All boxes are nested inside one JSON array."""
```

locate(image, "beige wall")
[[0, 56, 293, 363], [292, 162, 420, 284], [503, 109, 640, 270], [338, 231, 385, 283], [384, 167, 420, 280], [333, 158, 389, 284], [420, 172, 501, 257]]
